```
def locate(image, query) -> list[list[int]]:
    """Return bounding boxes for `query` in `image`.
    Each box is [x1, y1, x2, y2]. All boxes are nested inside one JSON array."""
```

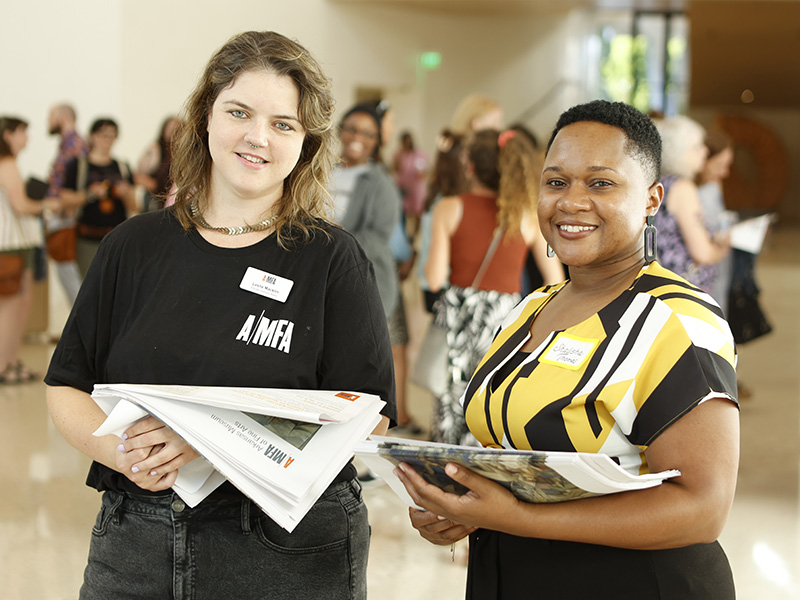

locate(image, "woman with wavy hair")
[[425, 129, 563, 445], [45, 31, 395, 600]]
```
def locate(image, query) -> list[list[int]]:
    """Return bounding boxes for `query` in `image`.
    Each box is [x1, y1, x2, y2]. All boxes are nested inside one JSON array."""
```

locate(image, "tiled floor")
[[1, 225, 797, 599]]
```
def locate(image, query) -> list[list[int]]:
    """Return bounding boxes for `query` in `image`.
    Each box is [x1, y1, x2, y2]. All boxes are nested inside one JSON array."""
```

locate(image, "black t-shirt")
[[63, 157, 133, 235], [45, 209, 397, 495]]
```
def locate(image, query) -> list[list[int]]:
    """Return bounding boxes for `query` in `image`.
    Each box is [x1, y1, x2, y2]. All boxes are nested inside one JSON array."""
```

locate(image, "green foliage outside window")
[[600, 34, 650, 112]]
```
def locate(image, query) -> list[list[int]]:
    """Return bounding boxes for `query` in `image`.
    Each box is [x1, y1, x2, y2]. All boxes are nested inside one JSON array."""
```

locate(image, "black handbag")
[[727, 249, 772, 344]]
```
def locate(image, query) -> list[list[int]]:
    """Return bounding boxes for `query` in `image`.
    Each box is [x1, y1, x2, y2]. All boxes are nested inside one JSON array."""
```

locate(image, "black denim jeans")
[[80, 479, 369, 600]]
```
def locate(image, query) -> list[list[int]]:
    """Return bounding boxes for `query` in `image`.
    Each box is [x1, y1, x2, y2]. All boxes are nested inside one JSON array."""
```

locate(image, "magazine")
[[91, 384, 385, 532], [354, 436, 680, 509]]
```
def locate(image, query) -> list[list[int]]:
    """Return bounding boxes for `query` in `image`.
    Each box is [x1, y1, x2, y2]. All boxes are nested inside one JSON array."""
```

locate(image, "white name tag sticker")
[[540, 333, 599, 370], [240, 267, 294, 303]]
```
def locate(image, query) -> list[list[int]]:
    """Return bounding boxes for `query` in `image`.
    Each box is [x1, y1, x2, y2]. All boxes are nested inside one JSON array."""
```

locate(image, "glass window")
[[595, 11, 689, 116]]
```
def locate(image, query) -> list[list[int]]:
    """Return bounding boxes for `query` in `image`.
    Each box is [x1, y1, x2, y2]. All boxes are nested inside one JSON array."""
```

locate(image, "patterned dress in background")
[[431, 285, 521, 446], [653, 175, 716, 293]]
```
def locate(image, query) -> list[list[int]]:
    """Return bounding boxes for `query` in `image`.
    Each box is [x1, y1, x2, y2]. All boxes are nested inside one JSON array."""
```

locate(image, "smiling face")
[[206, 69, 305, 205], [339, 112, 380, 166], [538, 121, 662, 269]]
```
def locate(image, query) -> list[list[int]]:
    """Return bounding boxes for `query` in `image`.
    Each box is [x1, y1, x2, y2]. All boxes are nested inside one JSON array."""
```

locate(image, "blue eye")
[[275, 122, 293, 131], [230, 110, 247, 119]]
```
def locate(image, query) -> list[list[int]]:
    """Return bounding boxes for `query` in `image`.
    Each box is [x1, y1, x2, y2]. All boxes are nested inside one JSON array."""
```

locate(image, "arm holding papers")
[[47, 385, 201, 494], [85, 384, 386, 532]]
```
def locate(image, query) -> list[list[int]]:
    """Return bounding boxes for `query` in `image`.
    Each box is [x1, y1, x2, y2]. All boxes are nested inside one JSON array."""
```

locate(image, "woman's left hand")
[[117, 416, 200, 492], [395, 461, 520, 533], [408, 507, 476, 546]]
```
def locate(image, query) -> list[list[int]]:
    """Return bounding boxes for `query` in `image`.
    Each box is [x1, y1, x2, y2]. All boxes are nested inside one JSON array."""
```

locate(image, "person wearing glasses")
[[330, 102, 401, 321]]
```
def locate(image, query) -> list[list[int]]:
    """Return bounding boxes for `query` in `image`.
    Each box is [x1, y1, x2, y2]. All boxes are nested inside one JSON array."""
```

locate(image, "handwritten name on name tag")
[[540, 333, 599, 370], [240, 267, 294, 303]]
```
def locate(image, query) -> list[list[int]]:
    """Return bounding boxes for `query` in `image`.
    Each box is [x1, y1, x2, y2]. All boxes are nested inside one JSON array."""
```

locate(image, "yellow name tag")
[[539, 333, 599, 370]]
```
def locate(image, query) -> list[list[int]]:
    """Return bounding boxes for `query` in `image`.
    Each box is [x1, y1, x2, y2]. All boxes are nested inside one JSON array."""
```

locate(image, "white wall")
[[0, 1, 123, 180], [0, 0, 581, 182]]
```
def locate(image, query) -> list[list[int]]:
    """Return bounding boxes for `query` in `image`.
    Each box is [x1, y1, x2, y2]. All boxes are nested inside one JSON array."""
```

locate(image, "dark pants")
[[81, 480, 370, 600], [467, 529, 735, 600]]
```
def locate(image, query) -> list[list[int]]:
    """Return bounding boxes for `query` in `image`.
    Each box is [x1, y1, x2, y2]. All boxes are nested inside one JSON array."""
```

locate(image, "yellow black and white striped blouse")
[[462, 262, 738, 477]]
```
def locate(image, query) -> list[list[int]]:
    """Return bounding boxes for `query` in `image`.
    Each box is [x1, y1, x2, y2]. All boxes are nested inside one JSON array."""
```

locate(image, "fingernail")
[[150, 470, 158, 476], [121, 433, 128, 441], [131, 466, 140, 474], [117, 444, 125, 452]]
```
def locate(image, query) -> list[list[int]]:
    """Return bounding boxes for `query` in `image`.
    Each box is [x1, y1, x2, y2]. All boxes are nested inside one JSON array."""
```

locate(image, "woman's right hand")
[[116, 416, 200, 492], [408, 508, 476, 546]]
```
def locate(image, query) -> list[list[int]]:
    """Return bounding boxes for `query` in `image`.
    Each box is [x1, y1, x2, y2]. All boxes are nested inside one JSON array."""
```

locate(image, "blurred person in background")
[[417, 129, 469, 314], [45, 103, 89, 304], [134, 115, 180, 211], [60, 117, 136, 277], [425, 128, 562, 446], [393, 130, 429, 226], [653, 116, 730, 294], [330, 102, 400, 319], [0, 117, 59, 383], [696, 128, 735, 313], [415, 92, 504, 315]]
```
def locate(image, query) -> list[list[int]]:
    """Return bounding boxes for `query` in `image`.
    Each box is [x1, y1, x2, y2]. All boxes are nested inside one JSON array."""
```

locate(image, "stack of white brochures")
[[354, 436, 680, 508], [92, 384, 384, 532]]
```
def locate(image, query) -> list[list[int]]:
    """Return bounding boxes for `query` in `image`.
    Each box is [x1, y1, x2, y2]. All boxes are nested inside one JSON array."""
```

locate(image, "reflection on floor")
[[0, 226, 797, 600]]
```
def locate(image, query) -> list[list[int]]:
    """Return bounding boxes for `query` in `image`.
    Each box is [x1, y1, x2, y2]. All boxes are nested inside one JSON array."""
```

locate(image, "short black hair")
[[545, 100, 661, 185], [339, 103, 382, 136], [89, 117, 118, 135]]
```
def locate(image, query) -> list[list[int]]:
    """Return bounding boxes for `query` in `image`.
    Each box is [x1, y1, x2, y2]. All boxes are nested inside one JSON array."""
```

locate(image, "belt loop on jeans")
[[107, 491, 125, 525], [241, 498, 252, 535]]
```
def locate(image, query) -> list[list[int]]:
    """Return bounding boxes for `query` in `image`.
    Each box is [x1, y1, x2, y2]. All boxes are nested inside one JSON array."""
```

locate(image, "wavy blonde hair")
[[450, 93, 501, 136], [467, 129, 540, 238], [170, 31, 336, 247]]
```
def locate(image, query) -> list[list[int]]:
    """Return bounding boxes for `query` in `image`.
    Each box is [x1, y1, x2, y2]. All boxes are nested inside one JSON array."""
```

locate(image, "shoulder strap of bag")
[[77, 156, 88, 192], [470, 227, 504, 289], [117, 160, 131, 181]]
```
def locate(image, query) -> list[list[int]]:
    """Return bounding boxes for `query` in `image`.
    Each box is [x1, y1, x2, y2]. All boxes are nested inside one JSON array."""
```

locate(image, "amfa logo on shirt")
[[235, 311, 294, 354]]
